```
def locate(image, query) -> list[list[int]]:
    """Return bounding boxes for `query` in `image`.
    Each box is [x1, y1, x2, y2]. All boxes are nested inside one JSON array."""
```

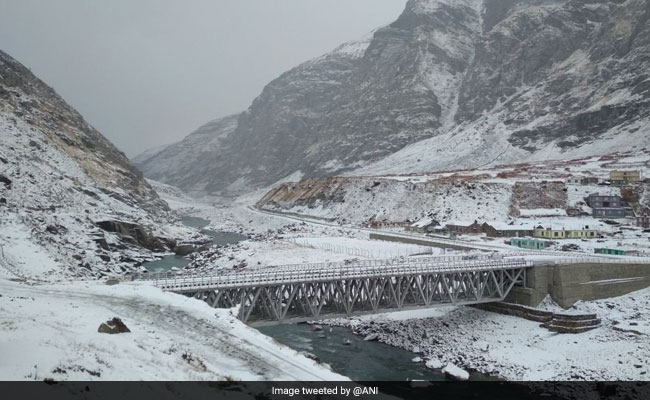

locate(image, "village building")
[[586, 193, 626, 219], [609, 170, 641, 185], [366, 219, 410, 229], [534, 226, 599, 239], [595, 248, 625, 256], [586, 193, 623, 208], [593, 208, 627, 218], [438, 221, 485, 236], [567, 176, 599, 185], [487, 222, 539, 238], [407, 218, 439, 233], [510, 238, 551, 250], [433, 220, 537, 238]]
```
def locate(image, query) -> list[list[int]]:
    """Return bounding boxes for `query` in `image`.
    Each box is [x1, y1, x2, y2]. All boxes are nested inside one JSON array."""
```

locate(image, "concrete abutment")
[[506, 262, 650, 308]]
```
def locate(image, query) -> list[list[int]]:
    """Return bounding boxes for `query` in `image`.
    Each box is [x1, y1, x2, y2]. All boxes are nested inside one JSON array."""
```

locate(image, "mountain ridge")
[[136, 0, 650, 195]]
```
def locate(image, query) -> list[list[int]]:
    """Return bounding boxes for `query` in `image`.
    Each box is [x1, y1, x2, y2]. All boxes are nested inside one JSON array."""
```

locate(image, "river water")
[[257, 324, 486, 381], [150, 216, 494, 382], [143, 216, 248, 272]]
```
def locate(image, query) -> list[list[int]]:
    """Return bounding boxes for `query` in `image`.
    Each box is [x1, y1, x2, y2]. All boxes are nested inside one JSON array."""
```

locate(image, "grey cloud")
[[0, 0, 406, 156]]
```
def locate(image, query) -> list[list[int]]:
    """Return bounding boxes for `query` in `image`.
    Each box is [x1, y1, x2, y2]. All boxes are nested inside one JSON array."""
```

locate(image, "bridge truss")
[[151, 256, 530, 324]]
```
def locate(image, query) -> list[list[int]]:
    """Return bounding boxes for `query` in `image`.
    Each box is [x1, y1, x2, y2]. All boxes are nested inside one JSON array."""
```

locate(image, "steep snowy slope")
[[0, 50, 194, 279], [137, 0, 650, 195]]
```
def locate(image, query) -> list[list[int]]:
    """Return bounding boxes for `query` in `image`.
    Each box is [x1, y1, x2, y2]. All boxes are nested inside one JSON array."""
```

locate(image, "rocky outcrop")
[[0, 174, 11, 189], [510, 181, 568, 215], [137, 0, 650, 195], [98, 317, 131, 334], [95, 220, 173, 252], [442, 363, 470, 381], [256, 175, 513, 226], [95, 219, 210, 255], [173, 242, 211, 256]]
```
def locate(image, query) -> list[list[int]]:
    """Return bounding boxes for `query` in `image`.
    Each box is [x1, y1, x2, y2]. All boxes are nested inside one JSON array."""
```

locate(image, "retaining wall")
[[368, 233, 481, 252], [506, 262, 650, 308]]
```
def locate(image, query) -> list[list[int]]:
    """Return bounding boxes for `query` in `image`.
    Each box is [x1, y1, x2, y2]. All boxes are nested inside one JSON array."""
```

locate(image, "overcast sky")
[[0, 0, 406, 157]]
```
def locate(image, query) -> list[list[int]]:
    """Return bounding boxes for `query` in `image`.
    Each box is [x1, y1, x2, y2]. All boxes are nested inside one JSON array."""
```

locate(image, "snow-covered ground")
[[290, 236, 440, 259], [153, 183, 650, 383], [147, 176, 650, 275], [3, 149, 649, 382], [0, 181, 442, 382], [0, 279, 344, 381], [263, 151, 648, 220]]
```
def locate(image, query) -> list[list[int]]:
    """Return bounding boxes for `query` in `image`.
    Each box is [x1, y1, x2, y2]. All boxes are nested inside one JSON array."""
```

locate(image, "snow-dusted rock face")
[[137, 0, 650, 195], [257, 176, 513, 226], [0, 50, 167, 213], [0, 50, 189, 279], [134, 115, 240, 195]]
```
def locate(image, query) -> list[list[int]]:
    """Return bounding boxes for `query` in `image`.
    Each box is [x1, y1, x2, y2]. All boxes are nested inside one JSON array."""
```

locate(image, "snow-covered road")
[[0, 279, 344, 381]]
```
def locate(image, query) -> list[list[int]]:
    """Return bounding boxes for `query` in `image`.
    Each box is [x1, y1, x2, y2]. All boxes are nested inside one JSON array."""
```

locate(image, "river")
[[257, 324, 496, 381], [143, 216, 248, 272]]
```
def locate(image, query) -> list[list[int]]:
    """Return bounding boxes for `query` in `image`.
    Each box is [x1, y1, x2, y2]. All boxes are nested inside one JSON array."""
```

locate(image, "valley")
[[128, 155, 650, 382], [2, 0, 650, 393]]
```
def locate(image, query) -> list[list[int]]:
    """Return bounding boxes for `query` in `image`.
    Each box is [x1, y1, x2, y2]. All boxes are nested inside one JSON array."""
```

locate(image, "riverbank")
[[321, 288, 650, 381]]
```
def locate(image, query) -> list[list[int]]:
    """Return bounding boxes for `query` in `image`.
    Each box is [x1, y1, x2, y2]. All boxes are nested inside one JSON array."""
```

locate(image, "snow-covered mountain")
[[136, 0, 650, 195], [0, 50, 194, 279]]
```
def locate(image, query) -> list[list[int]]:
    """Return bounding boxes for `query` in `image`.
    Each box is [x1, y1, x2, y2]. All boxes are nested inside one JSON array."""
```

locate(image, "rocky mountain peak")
[[136, 0, 650, 195]]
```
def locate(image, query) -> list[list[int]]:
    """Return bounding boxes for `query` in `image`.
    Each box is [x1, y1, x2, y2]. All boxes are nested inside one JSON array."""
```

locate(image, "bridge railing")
[[502, 249, 650, 260], [134, 252, 503, 282], [132, 247, 650, 287]]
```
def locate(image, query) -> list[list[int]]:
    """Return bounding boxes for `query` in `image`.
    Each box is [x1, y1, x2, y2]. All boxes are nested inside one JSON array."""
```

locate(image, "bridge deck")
[[143, 255, 531, 292]]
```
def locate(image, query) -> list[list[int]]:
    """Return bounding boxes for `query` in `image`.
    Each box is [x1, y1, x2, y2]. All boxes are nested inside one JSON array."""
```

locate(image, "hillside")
[[257, 151, 650, 227], [0, 50, 194, 279], [136, 0, 650, 195]]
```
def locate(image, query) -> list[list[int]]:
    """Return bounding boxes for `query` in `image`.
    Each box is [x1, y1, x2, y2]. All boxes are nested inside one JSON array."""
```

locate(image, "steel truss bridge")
[[138, 255, 531, 324]]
